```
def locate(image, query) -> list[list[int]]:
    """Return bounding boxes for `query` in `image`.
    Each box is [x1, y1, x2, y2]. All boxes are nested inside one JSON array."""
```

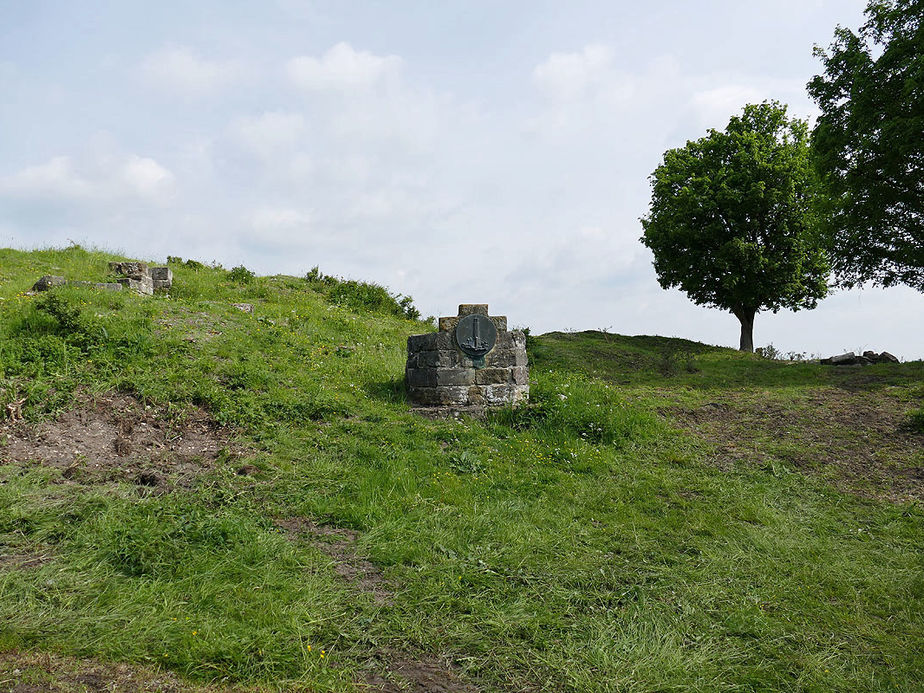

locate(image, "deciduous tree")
[[640, 102, 829, 352], [808, 0, 924, 290]]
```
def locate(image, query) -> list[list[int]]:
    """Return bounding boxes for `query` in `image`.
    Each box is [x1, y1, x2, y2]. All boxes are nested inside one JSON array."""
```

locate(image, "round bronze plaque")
[[455, 314, 497, 357]]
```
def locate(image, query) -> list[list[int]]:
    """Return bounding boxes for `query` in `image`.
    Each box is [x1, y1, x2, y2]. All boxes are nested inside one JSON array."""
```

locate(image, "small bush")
[[304, 266, 420, 320], [33, 293, 108, 350], [658, 349, 699, 376], [228, 265, 256, 284]]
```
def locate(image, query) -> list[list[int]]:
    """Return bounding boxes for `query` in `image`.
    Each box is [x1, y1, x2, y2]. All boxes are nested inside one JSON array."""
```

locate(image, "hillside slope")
[[1, 246, 922, 692]]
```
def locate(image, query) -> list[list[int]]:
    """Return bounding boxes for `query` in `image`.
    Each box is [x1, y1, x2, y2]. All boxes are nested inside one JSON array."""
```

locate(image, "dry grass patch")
[[667, 386, 924, 502]]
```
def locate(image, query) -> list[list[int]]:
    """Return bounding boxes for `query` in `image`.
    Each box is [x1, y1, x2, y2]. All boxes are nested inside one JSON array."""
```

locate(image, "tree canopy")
[[808, 0, 924, 290], [640, 102, 829, 352]]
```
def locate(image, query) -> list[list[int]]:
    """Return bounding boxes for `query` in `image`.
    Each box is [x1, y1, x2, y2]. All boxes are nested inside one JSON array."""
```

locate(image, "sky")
[[1, 0, 922, 359]]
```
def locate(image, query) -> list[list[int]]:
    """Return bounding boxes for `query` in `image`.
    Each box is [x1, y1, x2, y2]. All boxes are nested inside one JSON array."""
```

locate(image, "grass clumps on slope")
[[1, 245, 923, 692]]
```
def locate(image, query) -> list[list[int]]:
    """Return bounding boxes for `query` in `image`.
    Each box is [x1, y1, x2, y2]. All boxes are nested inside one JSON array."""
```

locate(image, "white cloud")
[[228, 111, 308, 157], [532, 44, 615, 101], [250, 207, 312, 232], [248, 207, 314, 247], [0, 153, 175, 204], [286, 42, 402, 91], [141, 46, 243, 94], [690, 85, 771, 129]]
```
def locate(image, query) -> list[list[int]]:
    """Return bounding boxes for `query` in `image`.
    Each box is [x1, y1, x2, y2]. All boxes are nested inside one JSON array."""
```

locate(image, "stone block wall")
[[31, 263, 174, 296], [406, 304, 529, 410]]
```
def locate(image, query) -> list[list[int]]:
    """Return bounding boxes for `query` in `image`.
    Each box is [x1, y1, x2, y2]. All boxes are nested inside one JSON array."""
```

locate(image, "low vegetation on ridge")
[[0, 246, 922, 692]]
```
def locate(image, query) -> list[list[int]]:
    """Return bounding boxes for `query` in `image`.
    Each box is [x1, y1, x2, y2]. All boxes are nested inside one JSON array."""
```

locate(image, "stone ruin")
[[31, 262, 173, 296], [820, 350, 899, 366], [406, 304, 528, 414]]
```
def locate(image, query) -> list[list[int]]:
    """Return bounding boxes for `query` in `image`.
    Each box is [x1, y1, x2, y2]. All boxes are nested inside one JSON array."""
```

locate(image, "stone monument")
[[406, 304, 528, 413]]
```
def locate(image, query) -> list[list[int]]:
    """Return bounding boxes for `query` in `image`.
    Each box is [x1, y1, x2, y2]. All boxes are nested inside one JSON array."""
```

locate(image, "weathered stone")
[[820, 352, 857, 365], [408, 386, 470, 406], [109, 261, 149, 279], [438, 316, 460, 333], [408, 333, 457, 351], [436, 368, 475, 386], [458, 304, 489, 316], [149, 267, 173, 282], [878, 351, 899, 363], [440, 314, 507, 334], [68, 281, 122, 292], [232, 303, 254, 313], [467, 386, 485, 405], [153, 279, 172, 291], [117, 275, 154, 295], [408, 333, 436, 352], [485, 384, 517, 406], [484, 349, 527, 368], [31, 275, 66, 292], [495, 331, 525, 350], [511, 366, 529, 385], [406, 368, 437, 388], [474, 367, 510, 385]]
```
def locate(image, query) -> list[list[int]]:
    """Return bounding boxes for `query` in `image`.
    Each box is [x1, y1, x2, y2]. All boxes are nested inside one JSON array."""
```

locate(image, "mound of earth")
[[0, 393, 233, 491]]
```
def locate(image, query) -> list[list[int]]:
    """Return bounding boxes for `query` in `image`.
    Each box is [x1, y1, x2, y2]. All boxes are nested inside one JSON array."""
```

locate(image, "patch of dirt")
[[275, 517, 390, 604], [0, 393, 235, 491], [0, 650, 249, 692], [665, 387, 924, 503], [0, 547, 54, 571], [361, 652, 480, 692]]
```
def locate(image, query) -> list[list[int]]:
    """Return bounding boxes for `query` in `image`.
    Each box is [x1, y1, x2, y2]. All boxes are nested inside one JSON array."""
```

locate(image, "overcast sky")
[[2, 1, 921, 359]]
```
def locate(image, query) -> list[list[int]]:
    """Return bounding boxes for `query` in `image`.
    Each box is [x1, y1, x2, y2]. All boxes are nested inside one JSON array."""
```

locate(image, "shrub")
[[304, 266, 420, 320], [33, 292, 108, 350], [228, 265, 256, 284]]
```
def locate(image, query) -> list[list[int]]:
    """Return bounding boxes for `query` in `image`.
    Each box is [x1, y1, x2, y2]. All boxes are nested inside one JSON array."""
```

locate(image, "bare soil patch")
[[666, 387, 924, 502], [0, 393, 234, 491], [0, 650, 248, 693], [275, 517, 391, 604], [0, 547, 54, 571], [361, 652, 480, 692]]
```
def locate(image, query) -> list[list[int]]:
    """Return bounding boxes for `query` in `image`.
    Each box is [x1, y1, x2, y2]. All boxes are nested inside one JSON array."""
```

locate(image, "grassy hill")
[[1, 246, 922, 692]]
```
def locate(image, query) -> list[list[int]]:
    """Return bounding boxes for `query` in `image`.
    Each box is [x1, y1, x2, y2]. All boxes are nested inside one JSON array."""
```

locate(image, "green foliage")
[[227, 265, 256, 284], [909, 408, 924, 433], [304, 265, 421, 320], [808, 0, 924, 290], [492, 371, 659, 446], [641, 101, 830, 350]]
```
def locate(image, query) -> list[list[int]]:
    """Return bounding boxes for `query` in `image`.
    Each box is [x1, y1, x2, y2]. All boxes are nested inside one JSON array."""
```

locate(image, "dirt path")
[[275, 518, 480, 692]]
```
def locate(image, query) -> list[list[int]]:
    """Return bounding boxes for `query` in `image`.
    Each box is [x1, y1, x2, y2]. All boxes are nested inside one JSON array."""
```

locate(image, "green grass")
[[1, 246, 922, 691]]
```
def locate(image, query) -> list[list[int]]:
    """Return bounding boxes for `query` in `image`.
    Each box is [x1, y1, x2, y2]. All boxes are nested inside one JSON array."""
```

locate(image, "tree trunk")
[[736, 310, 755, 352]]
